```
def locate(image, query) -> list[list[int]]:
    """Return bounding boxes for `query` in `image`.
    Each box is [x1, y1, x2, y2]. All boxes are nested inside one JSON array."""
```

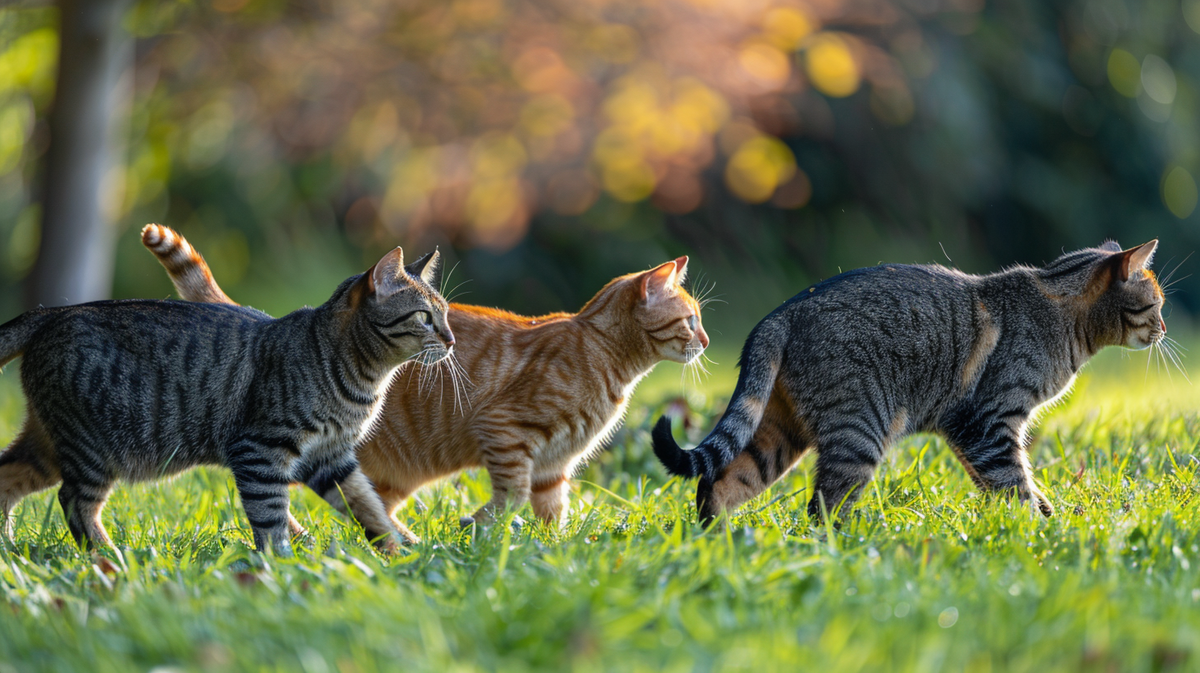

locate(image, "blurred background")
[[2, 0, 1199, 357]]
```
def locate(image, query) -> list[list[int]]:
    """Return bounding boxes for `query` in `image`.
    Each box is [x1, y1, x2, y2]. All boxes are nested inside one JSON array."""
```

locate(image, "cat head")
[[1040, 240, 1164, 351], [633, 256, 710, 364], [350, 247, 454, 365]]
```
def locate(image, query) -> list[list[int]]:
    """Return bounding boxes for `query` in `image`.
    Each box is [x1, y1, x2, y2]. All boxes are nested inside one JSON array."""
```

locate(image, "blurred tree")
[[26, 0, 132, 308]]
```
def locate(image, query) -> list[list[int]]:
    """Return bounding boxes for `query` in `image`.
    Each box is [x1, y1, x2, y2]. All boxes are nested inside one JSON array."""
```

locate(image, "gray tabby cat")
[[654, 241, 1164, 523], [0, 246, 453, 554]]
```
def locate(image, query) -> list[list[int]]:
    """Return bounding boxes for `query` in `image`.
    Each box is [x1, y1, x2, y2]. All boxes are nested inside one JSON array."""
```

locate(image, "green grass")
[[0, 347, 1197, 672]]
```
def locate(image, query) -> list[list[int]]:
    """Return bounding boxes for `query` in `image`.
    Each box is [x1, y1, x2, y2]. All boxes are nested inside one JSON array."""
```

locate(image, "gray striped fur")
[[0, 247, 453, 554], [655, 241, 1164, 523]]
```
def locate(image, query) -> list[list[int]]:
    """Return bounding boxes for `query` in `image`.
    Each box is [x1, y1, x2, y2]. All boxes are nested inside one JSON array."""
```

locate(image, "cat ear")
[[1118, 239, 1158, 282], [405, 249, 442, 289], [368, 247, 406, 298], [1099, 240, 1122, 253], [672, 256, 689, 286], [640, 261, 679, 301]]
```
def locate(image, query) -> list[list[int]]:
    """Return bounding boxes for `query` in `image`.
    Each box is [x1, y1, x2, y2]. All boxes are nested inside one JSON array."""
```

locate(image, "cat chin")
[[1125, 337, 1158, 351]]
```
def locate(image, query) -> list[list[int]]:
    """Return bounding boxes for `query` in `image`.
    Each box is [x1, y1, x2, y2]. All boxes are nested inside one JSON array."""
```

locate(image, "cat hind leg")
[[698, 394, 811, 525], [56, 478, 115, 550], [0, 424, 61, 540], [808, 429, 885, 521]]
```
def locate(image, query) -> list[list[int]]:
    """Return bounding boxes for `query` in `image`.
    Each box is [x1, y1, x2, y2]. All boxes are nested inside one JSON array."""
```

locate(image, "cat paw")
[[1033, 492, 1054, 518], [459, 514, 524, 533]]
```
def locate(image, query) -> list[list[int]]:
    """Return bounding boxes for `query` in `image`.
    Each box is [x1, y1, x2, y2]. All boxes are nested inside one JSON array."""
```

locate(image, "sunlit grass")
[[0, 343, 1197, 671]]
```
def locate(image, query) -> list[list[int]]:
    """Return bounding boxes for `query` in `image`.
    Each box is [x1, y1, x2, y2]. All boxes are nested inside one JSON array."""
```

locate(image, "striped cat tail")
[[140, 224, 238, 305], [653, 318, 785, 480], [0, 311, 51, 369]]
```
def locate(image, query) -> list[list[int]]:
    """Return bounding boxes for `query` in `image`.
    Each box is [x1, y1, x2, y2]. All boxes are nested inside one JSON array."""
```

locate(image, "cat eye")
[[687, 314, 698, 331], [1124, 303, 1157, 316], [414, 310, 433, 326]]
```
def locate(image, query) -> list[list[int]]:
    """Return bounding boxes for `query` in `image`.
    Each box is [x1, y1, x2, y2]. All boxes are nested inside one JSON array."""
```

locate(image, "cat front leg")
[[298, 453, 406, 552], [228, 442, 295, 555], [947, 412, 1053, 517], [375, 483, 421, 545], [462, 447, 532, 530], [530, 473, 569, 529]]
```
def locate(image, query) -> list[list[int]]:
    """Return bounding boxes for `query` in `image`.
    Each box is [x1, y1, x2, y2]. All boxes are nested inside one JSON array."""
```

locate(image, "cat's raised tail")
[[653, 316, 786, 480], [141, 224, 236, 305]]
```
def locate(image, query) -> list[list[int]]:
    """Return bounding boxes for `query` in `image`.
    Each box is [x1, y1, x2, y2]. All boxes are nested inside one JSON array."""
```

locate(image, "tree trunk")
[[26, 0, 132, 308]]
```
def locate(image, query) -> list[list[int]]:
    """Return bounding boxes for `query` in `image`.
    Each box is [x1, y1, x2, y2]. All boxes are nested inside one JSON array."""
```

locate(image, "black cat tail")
[[0, 311, 50, 369], [653, 316, 785, 481]]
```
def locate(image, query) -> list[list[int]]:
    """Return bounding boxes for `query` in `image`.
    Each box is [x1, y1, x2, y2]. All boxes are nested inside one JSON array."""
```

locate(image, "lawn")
[[0, 346, 1196, 672]]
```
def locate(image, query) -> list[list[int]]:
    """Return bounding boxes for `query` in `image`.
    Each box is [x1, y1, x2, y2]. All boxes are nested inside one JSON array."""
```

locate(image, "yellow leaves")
[[519, 95, 575, 138], [739, 42, 791, 88], [1107, 49, 1141, 98], [763, 7, 815, 51], [1162, 167, 1198, 219], [594, 128, 656, 202], [470, 133, 527, 180], [513, 48, 573, 93], [383, 147, 444, 221], [724, 136, 796, 204], [0, 99, 33, 175], [586, 24, 640, 64], [0, 27, 57, 99], [593, 74, 730, 203], [806, 34, 861, 98], [466, 177, 526, 240], [672, 80, 730, 135]]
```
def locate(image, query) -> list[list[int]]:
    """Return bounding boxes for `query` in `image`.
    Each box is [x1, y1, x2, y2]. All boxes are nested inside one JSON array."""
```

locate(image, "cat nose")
[[1160, 318, 1167, 334], [697, 327, 710, 349], [442, 329, 456, 348]]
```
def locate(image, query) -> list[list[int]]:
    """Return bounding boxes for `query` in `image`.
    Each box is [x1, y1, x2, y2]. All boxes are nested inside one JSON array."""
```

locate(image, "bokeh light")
[[1163, 167, 1198, 219], [805, 34, 861, 98]]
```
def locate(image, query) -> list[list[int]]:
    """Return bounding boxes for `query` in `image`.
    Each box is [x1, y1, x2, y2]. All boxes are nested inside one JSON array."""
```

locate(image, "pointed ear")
[[640, 261, 679, 301], [405, 249, 442, 289], [672, 256, 689, 286], [369, 247, 406, 298], [1099, 240, 1122, 253], [1118, 240, 1158, 281]]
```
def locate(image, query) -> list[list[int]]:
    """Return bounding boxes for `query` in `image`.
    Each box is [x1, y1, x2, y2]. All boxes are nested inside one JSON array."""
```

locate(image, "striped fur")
[[141, 224, 235, 304], [655, 241, 1165, 523], [144, 227, 707, 542], [0, 243, 453, 554]]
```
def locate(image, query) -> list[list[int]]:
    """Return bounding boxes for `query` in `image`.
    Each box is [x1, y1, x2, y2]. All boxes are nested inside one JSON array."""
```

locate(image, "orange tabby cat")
[[142, 225, 708, 542]]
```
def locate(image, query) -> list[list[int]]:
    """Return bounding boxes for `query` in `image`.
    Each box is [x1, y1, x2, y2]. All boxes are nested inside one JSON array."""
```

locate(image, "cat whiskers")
[[440, 351, 474, 416], [681, 346, 711, 391], [417, 347, 472, 416], [1157, 335, 1190, 383], [440, 262, 474, 304]]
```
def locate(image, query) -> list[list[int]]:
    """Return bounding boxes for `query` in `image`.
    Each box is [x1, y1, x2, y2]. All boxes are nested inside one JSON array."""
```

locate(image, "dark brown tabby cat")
[[0, 245, 453, 554], [654, 241, 1165, 523]]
